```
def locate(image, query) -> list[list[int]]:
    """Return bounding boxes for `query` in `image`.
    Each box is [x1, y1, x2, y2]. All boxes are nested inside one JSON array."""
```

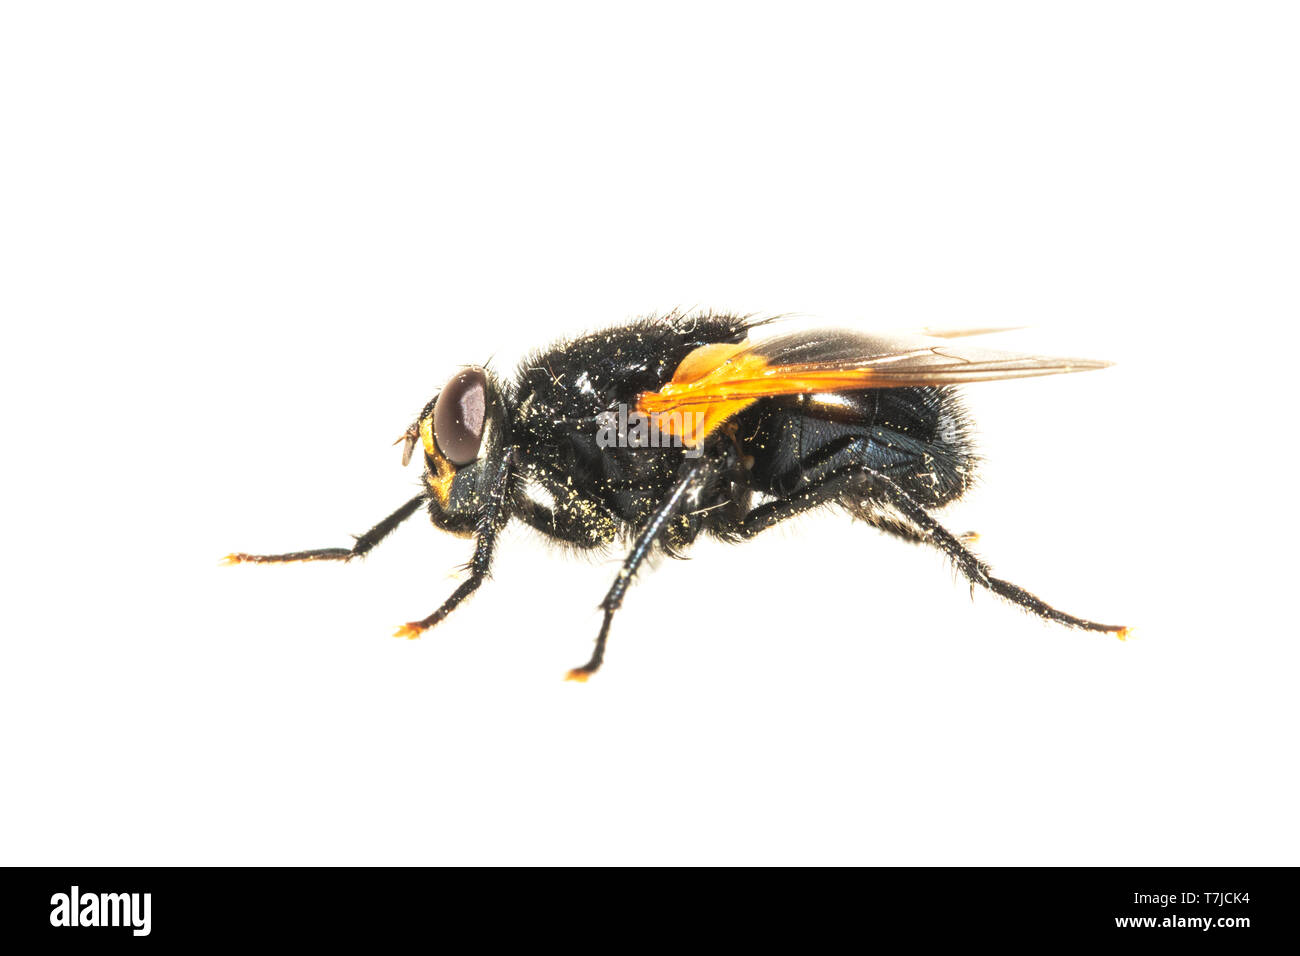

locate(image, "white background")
[[2, 2, 1296, 865]]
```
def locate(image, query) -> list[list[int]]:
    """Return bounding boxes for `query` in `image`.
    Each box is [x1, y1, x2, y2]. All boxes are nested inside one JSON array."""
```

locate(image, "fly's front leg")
[[566, 458, 713, 682], [392, 522, 499, 639], [222, 494, 426, 565], [393, 457, 513, 640]]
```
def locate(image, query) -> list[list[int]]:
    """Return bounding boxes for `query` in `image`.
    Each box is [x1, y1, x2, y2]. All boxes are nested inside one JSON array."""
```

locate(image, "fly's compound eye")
[[432, 368, 489, 465]]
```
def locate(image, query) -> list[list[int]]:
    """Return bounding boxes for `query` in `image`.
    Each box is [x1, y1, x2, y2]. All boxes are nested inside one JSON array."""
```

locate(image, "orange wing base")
[[638, 341, 884, 447]]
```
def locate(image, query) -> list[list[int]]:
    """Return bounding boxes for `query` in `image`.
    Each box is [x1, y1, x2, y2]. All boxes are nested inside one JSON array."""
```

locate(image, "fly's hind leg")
[[736, 466, 1128, 638], [735, 473, 978, 547], [857, 466, 1128, 637], [222, 494, 426, 565]]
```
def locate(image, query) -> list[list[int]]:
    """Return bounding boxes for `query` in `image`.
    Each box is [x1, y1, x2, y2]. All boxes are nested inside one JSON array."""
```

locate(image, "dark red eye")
[[433, 368, 488, 465]]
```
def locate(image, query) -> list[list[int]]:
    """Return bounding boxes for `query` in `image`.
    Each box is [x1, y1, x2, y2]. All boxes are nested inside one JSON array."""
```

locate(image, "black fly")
[[225, 312, 1127, 679]]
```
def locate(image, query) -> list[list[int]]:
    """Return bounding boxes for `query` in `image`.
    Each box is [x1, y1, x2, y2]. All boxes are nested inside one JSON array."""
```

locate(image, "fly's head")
[[399, 367, 512, 536]]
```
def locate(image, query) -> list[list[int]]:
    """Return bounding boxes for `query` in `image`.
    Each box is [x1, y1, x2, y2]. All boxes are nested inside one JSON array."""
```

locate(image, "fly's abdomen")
[[739, 386, 977, 509]]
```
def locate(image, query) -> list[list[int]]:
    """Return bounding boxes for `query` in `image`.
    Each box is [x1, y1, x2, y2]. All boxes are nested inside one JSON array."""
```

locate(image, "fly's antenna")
[[395, 423, 420, 467]]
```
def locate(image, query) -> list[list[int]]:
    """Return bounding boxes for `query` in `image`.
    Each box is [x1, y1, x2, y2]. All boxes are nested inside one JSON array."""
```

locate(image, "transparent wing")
[[640, 329, 1112, 413]]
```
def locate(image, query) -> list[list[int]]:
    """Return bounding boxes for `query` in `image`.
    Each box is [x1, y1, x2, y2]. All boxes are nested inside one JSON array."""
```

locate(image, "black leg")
[[733, 482, 836, 539], [222, 494, 426, 565], [393, 457, 514, 639], [860, 466, 1128, 636], [392, 522, 499, 639], [738, 464, 1128, 638], [566, 460, 712, 681]]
